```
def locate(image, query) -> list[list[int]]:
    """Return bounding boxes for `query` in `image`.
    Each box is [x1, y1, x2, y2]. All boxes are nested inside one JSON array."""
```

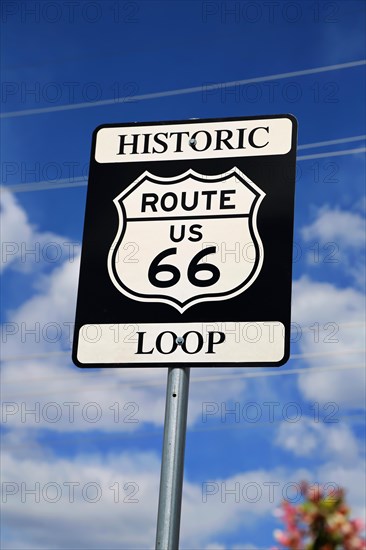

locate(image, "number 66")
[[148, 247, 220, 288]]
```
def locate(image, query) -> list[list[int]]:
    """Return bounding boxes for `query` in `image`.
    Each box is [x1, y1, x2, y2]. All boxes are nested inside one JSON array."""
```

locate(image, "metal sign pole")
[[155, 366, 191, 550]]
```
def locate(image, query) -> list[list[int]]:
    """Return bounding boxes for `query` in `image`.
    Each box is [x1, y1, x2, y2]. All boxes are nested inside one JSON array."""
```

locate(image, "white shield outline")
[[107, 167, 265, 313]]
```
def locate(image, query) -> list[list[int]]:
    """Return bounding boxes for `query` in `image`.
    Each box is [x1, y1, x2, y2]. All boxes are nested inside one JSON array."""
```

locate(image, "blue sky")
[[1, 1, 365, 549]]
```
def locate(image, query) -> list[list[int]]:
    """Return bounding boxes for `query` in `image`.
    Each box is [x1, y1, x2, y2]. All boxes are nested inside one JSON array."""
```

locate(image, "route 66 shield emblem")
[[107, 167, 265, 313]]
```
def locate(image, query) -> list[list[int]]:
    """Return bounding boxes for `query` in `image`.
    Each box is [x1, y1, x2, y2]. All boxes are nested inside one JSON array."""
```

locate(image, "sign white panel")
[[95, 118, 292, 163], [77, 322, 285, 364]]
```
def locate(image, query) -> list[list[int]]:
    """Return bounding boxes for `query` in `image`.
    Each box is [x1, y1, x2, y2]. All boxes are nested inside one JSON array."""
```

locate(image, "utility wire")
[[4, 178, 88, 194], [297, 135, 366, 150], [2, 413, 366, 450], [1, 60, 365, 118], [1, 323, 365, 365], [297, 147, 366, 161], [2, 365, 365, 399], [4, 139, 366, 194], [1, 347, 365, 369]]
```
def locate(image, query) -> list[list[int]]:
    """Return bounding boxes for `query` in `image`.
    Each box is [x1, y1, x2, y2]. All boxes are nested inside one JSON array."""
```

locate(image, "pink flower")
[[352, 518, 366, 533], [274, 529, 289, 545], [273, 482, 365, 550], [307, 484, 322, 502]]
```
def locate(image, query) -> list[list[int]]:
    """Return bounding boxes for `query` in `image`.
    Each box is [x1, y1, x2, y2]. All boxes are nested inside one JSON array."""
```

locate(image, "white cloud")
[[301, 205, 365, 248], [0, 187, 75, 274], [275, 418, 360, 463], [1, 447, 160, 550], [0, 442, 311, 550], [274, 414, 366, 519], [300, 205, 365, 287], [292, 276, 364, 324], [1, 430, 364, 550], [292, 276, 365, 406]]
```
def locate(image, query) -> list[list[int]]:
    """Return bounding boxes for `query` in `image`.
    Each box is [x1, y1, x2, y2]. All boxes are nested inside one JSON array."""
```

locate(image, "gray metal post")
[[155, 366, 191, 550]]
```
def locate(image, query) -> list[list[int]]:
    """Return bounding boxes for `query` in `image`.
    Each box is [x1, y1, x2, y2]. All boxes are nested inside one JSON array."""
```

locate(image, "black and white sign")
[[73, 115, 297, 368]]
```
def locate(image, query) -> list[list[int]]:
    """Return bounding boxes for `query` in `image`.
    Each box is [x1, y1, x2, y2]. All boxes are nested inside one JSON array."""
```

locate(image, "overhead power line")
[[3, 412, 366, 450], [1, 322, 365, 365], [3, 136, 366, 194], [297, 147, 366, 161], [2, 349, 366, 395], [297, 135, 366, 150], [2, 364, 365, 399], [189, 364, 365, 385], [4, 178, 88, 193], [2, 345, 365, 367], [1, 60, 365, 119], [4, 177, 88, 194]]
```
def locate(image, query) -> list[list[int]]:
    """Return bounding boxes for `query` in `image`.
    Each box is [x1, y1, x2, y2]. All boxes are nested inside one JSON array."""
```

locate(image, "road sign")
[[73, 114, 297, 367]]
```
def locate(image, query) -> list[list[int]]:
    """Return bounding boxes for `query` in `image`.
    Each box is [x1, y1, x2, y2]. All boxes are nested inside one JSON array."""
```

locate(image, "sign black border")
[[72, 114, 298, 368]]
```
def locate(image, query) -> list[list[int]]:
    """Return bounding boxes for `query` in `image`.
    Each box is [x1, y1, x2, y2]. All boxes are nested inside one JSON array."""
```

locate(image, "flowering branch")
[[273, 482, 365, 550]]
